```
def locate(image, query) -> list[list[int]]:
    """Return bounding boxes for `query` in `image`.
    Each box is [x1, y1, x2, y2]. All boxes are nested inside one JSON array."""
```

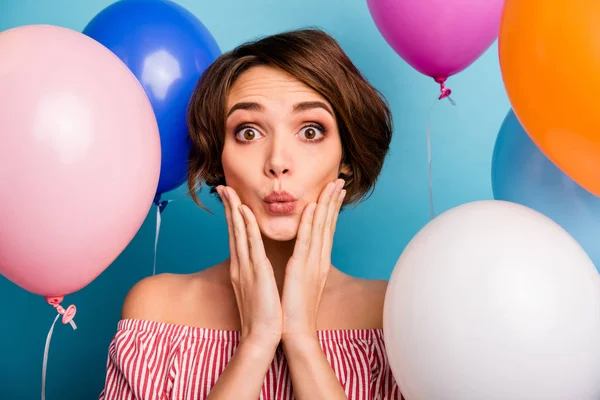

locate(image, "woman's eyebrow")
[[227, 102, 264, 118], [226, 100, 334, 118], [292, 101, 333, 117]]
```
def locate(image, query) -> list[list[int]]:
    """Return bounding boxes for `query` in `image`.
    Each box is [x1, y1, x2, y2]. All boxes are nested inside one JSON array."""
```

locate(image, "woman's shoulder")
[[120, 272, 186, 320], [346, 276, 389, 330], [322, 269, 389, 330], [120, 262, 239, 329]]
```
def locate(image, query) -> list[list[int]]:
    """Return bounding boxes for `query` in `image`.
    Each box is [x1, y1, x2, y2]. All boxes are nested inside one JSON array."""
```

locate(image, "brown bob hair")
[[186, 28, 393, 213]]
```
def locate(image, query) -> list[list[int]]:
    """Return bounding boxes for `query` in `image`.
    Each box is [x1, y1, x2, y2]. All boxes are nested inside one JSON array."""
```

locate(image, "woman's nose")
[[264, 135, 291, 178]]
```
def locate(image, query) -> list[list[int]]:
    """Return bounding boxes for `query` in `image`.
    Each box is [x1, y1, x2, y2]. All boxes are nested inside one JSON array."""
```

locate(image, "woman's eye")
[[234, 124, 326, 143], [235, 126, 262, 142], [299, 124, 325, 142]]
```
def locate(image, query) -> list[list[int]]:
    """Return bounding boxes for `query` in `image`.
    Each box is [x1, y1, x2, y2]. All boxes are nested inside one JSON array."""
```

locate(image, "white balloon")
[[384, 200, 600, 400]]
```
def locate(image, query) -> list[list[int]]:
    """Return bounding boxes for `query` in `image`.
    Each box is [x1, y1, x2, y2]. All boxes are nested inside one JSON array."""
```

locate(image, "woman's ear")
[[339, 162, 352, 178]]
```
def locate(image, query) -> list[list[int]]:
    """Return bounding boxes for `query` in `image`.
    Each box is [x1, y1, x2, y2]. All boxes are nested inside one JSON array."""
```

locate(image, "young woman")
[[99, 28, 402, 399]]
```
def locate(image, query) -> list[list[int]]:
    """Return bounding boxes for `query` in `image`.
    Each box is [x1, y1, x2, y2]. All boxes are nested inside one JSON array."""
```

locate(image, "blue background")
[[0, 0, 509, 398]]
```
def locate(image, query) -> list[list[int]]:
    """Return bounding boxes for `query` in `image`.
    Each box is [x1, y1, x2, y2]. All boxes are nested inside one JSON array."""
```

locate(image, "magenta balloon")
[[367, 0, 505, 79], [0, 25, 161, 298]]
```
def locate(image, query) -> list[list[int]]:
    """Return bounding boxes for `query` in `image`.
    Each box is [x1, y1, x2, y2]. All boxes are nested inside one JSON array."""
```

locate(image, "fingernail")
[[223, 187, 230, 199], [339, 189, 346, 201], [336, 179, 345, 190]]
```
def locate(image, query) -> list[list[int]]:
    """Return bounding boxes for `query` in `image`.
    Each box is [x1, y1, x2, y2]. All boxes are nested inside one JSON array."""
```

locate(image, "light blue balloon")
[[492, 109, 600, 272]]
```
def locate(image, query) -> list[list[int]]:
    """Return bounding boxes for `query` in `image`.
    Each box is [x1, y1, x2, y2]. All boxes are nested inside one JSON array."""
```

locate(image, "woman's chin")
[[258, 216, 299, 242]]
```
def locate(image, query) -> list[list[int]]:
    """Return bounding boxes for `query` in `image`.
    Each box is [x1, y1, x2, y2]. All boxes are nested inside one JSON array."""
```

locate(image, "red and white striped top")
[[98, 319, 403, 399]]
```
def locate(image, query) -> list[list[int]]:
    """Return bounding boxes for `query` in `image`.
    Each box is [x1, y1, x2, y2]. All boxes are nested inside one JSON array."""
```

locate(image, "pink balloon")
[[0, 25, 161, 298], [367, 0, 504, 82]]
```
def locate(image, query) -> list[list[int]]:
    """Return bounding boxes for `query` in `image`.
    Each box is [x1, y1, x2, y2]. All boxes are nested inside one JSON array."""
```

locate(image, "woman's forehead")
[[226, 65, 329, 110]]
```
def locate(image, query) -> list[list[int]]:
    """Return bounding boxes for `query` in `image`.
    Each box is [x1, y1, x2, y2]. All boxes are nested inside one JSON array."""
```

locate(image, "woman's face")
[[221, 65, 348, 241]]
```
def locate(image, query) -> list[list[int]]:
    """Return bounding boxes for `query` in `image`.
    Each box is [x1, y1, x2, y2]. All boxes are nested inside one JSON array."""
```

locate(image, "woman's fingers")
[[309, 179, 342, 262], [325, 180, 344, 234], [239, 204, 269, 272], [217, 186, 238, 269], [218, 186, 282, 344], [322, 182, 345, 261], [224, 187, 250, 269], [330, 188, 346, 236], [220, 179, 344, 277], [291, 202, 317, 262], [219, 185, 270, 276]]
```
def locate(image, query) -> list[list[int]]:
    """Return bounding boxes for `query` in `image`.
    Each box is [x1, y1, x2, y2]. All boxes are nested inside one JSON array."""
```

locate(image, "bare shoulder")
[[320, 269, 389, 330], [121, 272, 193, 321], [355, 277, 389, 302], [121, 262, 239, 329], [348, 276, 389, 329]]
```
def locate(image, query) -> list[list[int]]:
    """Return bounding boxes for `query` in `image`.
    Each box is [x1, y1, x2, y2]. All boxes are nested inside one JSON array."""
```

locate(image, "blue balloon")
[[83, 0, 221, 196], [492, 109, 600, 271]]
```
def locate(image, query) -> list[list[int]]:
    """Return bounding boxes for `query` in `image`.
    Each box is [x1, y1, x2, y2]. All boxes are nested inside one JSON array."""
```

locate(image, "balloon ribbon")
[[42, 297, 77, 400], [153, 195, 173, 276], [427, 78, 456, 220]]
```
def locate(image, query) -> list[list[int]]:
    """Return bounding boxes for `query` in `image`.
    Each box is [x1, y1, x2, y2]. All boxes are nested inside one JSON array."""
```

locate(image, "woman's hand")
[[217, 185, 282, 348], [280, 178, 346, 341]]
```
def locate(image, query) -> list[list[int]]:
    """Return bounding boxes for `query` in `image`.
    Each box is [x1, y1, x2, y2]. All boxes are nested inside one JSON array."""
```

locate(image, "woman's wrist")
[[206, 334, 279, 399], [282, 328, 318, 346], [239, 336, 280, 360], [281, 333, 320, 356]]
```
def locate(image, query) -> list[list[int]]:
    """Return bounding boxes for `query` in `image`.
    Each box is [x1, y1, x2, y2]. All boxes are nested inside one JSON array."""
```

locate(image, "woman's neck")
[[261, 235, 296, 295], [219, 236, 343, 299], [219, 236, 295, 295]]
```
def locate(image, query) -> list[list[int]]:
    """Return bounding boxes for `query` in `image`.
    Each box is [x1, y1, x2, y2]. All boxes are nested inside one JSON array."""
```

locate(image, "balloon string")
[[426, 98, 437, 220], [426, 83, 457, 220], [154, 206, 161, 276], [42, 314, 60, 400], [42, 297, 77, 400], [153, 195, 173, 276]]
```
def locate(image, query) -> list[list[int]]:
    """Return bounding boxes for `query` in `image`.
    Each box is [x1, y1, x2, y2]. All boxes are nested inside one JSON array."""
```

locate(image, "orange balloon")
[[499, 0, 600, 196]]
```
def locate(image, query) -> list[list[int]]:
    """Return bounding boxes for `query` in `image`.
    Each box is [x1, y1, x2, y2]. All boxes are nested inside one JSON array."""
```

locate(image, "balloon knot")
[[153, 194, 172, 213], [434, 76, 452, 100], [46, 296, 77, 328]]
